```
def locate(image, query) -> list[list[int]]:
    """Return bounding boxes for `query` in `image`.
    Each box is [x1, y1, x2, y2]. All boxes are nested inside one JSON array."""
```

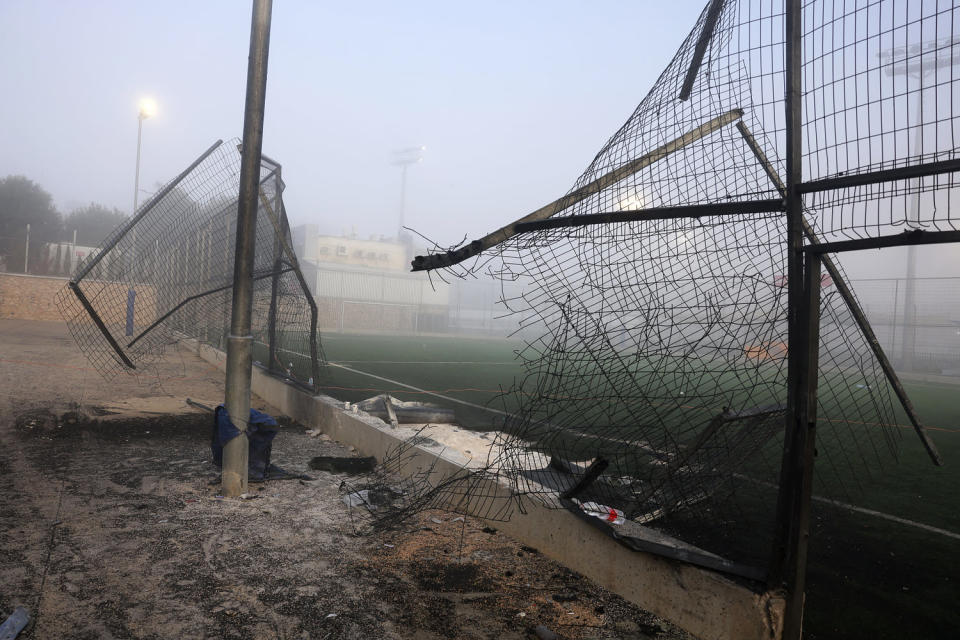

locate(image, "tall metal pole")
[[392, 146, 424, 241], [222, 0, 273, 497], [24, 224, 29, 273], [129, 104, 151, 336], [771, 0, 819, 637], [902, 88, 924, 371], [134, 115, 144, 214], [399, 163, 408, 235]]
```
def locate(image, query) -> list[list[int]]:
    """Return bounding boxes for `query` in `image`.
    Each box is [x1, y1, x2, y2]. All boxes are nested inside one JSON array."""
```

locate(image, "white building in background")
[[292, 224, 409, 272], [292, 224, 451, 333], [291, 224, 531, 336]]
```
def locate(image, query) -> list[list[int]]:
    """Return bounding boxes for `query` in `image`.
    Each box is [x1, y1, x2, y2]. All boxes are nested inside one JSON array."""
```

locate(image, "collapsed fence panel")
[[57, 139, 323, 390], [405, 0, 954, 589]]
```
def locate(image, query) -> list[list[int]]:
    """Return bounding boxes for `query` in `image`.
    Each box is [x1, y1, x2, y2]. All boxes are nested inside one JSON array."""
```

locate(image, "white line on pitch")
[[735, 474, 960, 541], [259, 352, 960, 541], [810, 495, 960, 541], [330, 360, 517, 365]]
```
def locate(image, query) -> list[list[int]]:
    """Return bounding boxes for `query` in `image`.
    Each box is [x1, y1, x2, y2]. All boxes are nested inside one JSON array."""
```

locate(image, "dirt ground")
[[0, 320, 692, 640]]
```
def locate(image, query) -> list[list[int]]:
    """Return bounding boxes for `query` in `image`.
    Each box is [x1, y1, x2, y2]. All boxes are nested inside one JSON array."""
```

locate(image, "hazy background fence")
[[4, 236, 958, 376], [851, 277, 960, 375]]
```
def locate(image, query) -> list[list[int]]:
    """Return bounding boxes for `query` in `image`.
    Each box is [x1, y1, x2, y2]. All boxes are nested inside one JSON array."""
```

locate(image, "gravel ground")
[[0, 320, 692, 640]]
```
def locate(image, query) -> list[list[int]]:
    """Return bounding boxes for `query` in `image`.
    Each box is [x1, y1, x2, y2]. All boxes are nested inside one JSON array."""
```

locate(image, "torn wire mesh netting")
[[338, 427, 515, 536], [57, 139, 323, 389], [407, 0, 954, 571]]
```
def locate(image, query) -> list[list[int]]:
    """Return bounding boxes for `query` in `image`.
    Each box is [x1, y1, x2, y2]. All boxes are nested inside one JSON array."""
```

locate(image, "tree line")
[[0, 175, 129, 273]]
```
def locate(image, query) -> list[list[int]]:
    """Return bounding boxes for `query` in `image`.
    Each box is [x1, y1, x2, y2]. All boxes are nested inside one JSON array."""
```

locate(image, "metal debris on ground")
[[356, 394, 455, 425]]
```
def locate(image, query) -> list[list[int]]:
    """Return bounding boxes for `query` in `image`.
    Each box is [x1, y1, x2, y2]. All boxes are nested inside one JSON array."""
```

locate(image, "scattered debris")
[[407, 434, 442, 448], [579, 501, 626, 525], [356, 394, 455, 425], [342, 488, 405, 512], [384, 394, 399, 429], [309, 456, 377, 474], [185, 398, 214, 413]]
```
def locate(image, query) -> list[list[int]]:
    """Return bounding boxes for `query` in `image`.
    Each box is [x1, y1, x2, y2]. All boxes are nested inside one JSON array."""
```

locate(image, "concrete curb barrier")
[[188, 338, 784, 640]]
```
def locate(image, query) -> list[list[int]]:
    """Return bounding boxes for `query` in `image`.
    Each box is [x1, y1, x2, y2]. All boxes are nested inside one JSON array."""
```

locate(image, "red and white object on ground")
[[579, 501, 626, 525]]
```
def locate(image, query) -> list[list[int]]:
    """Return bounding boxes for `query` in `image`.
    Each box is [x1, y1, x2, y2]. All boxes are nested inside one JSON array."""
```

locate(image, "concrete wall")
[[0, 273, 69, 321], [189, 339, 785, 640], [0, 272, 159, 329]]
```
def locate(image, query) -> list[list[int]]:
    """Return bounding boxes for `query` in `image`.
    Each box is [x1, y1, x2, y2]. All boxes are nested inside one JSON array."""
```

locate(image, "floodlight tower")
[[879, 38, 960, 371], [392, 146, 425, 241], [126, 98, 157, 336], [133, 98, 157, 214]]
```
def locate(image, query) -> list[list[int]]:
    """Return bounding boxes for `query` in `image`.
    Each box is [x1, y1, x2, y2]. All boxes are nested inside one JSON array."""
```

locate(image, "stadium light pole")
[[879, 38, 960, 371], [133, 98, 157, 215], [126, 98, 157, 336], [392, 146, 425, 240], [222, 0, 273, 497]]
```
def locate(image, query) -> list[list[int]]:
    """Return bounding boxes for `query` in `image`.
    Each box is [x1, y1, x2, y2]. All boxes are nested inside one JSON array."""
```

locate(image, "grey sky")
[[3, 0, 957, 278], [0, 0, 707, 244]]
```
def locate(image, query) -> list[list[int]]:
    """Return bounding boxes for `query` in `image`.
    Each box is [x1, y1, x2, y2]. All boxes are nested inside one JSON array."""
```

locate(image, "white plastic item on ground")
[[342, 490, 370, 508], [579, 501, 626, 525]]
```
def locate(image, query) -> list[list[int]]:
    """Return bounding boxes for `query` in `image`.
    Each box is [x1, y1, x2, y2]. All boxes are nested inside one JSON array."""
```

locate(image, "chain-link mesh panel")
[[406, 0, 957, 572], [57, 139, 323, 388]]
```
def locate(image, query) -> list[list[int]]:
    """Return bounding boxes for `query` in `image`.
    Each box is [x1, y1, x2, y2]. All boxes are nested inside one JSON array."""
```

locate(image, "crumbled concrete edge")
[[184, 338, 786, 640]]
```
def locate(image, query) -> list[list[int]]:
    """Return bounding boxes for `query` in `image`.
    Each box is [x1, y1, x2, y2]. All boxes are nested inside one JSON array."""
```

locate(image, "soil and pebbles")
[[0, 321, 691, 639]]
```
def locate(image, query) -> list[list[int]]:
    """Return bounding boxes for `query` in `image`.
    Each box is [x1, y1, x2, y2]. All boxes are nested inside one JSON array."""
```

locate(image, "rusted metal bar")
[[411, 108, 745, 271], [68, 282, 136, 369], [777, 253, 823, 639], [737, 121, 942, 466], [260, 192, 323, 392], [513, 199, 783, 232], [679, 0, 725, 101], [773, 1, 812, 635], [798, 158, 960, 193], [126, 267, 293, 349], [805, 229, 960, 254]]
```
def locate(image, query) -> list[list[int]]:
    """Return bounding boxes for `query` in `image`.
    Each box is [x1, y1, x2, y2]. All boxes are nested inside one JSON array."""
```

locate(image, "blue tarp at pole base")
[[211, 405, 279, 482]]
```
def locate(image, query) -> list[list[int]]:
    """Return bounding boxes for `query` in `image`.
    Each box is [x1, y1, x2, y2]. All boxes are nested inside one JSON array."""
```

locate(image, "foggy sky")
[[2, 0, 957, 278], [0, 1, 704, 241]]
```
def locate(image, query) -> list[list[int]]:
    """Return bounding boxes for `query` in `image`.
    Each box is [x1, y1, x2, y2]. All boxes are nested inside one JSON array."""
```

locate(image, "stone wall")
[[0, 273, 158, 327], [0, 273, 69, 321]]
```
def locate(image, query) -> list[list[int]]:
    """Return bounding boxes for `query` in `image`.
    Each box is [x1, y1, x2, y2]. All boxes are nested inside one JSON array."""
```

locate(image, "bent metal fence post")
[[56, 139, 323, 393]]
